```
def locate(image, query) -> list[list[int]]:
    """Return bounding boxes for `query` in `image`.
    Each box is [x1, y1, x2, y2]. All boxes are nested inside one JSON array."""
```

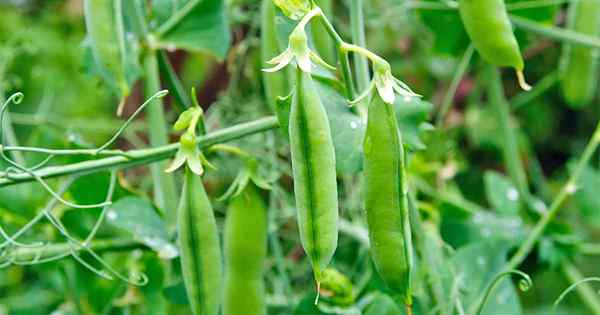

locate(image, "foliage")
[[1, 0, 600, 314]]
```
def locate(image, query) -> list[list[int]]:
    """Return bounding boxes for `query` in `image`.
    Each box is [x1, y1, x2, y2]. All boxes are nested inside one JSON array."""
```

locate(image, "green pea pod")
[[363, 94, 412, 302], [83, 0, 129, 97], [458, 0, 524, 72], [289, 68, 339, 283], [223, 183, 268, 315], [261, 0, 291, 112], [560, 0, 600, 108], [178, 168, 222, 315]]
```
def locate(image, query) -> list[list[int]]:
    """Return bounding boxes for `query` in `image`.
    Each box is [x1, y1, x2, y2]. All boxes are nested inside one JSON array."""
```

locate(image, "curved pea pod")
[[363, 94, 412, 301], [223, 183, 268, 315], [560, 0, 600, 108], [289, 68, 339, 283], [178, 169, 222, 315], [458, 0, 524, 71], [261, 0, 291, 112]]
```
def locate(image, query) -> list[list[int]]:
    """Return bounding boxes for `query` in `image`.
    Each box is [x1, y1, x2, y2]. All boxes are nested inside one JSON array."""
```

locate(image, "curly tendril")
[[473, 270, 532, 315], [553, 277, 600, 311]]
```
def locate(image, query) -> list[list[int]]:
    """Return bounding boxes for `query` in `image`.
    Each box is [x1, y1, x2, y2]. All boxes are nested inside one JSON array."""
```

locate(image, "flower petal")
[[267, 48, 292, 65], [165, 149, 186, 173], [348, 81, 374, 106], [296, 52, 312, 73], [309, 51, 336, 71], [186, 154, 204, 176], [262, 59, 291, 73], [375, 75, 395, 104]]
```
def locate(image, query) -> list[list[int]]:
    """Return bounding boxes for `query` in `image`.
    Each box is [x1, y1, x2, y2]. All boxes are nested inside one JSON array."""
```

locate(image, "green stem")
[[314, 13, 357, 100], [510, 14, 600, 49], [143, 51, 178, 227], [412, 177, 483, 215], [3, 238, 142, 262], [579, 243, 600, 256], [350, 0, 370, 91], [436, 44, 474, 127], [505, 121, 600, 270], [157, 50, 190, 112], [155, 0, 200, 37], [560, 262, 600, 315], [486, 65, 530, 201], [510, 71, 559, 110], [0, 117, 279, 187]]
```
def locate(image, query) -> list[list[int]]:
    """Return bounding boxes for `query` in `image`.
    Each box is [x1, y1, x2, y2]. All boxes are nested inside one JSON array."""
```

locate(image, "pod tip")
[[516, 70, 532, 91], [314, 281, 321, 305]]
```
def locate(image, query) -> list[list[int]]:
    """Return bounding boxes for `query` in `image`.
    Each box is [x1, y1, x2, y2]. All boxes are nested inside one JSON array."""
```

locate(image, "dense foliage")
[[1, 0, 600, 314]]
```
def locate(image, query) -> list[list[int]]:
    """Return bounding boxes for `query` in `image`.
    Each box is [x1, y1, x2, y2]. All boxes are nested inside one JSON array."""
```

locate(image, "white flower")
[[165, 131, 204, 175], [350, 60, 419, 105], [263, 27, 334, 74]]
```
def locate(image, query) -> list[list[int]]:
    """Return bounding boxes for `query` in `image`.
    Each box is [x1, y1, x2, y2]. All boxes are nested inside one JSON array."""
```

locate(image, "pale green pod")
[[363, 94, 411, 300], [223, 183, 268, 315], [178, 169, 222, 315], [289, 68, 339, 282], [561, 0, 600, 108]]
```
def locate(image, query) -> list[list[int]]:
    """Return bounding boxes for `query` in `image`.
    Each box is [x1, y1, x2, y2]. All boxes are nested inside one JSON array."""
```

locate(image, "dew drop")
[[107, 210, 117, 221]]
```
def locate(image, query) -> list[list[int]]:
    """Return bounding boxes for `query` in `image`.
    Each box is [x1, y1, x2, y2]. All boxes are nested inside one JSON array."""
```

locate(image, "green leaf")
[[572, 164, 600, 227], [451, 239, 524, 315], [106, 196, 177, 259], [364, 293, 405, 315], [154, 0, 231, 59], [417, 2, 469, 56], [484, 171, 521, 215], [441, 211, 526, 248], [395, 96, 434, 150], [315, 80, 365, 174]]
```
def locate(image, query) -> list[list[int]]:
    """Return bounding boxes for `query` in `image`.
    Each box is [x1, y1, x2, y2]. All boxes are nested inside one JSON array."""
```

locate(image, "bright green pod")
[[560, 0, 600, 108], [83, 0, 128, 96], [458, 0, 524, 71], [223, 183, 268, 315], [178, 169, 222, 315], [289, 68, 339, 283], [261, 0, 290, 111], [363, 94, 411, 300]]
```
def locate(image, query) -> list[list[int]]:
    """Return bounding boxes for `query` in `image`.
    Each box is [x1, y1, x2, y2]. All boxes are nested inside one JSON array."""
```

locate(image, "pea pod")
[[178, 168, 222, 315], [560, 0, 600, 108], [223, 183, 268, 315], [289, 68, 339, 283], [363, 94, 412, 302], [83, 0, 129, 96], [458, 0, 527, 87]]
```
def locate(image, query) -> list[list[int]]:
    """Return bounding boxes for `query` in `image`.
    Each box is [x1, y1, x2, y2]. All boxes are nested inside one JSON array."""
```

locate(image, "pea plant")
[[1, 0, 600, 314]]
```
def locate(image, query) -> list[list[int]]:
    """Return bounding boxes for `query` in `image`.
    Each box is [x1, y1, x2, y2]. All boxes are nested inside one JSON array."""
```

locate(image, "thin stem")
[[155, 0, 200, 37], [142, 51, 178, 226], [0, 117, 279, 187], [157, 50, 190, 112], [412, 177, 483, 215], [505, 121, 600, 270], [560, 262, 600, 315], [3, 238, 141, 262], [350, 0, 370, 91], [436, 44, 474, 127], [486, 65, 530, 201], [510, 71, 559, 110], [510, 14, 600, 49], [579, 243, 600, 256]]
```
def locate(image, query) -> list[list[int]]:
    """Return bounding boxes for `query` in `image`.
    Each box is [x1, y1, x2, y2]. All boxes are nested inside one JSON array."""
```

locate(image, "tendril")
[[473, 270, 532, 315], [553, 277, 600, 311]]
